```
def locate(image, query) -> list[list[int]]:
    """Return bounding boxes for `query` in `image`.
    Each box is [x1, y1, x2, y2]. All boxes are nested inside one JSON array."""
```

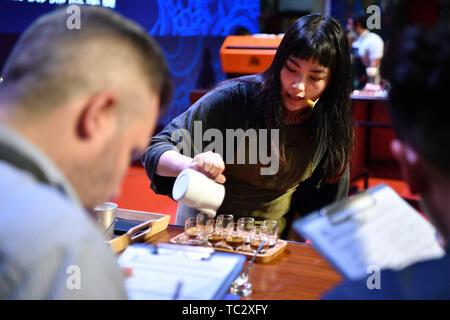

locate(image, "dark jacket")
[[322, 250, 450, 300]]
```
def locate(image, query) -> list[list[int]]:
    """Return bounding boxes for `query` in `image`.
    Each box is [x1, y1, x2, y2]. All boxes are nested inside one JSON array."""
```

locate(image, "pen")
[[172, 280, 183, 300]]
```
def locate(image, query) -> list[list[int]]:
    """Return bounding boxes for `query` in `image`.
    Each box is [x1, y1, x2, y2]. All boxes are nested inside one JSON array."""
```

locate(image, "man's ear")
[[77, 91, 118, 141], [390, 138, 427, 194]]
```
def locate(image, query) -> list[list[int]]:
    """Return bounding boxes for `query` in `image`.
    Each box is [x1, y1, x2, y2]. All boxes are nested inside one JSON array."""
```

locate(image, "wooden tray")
[[108, 209, 170, 254], [169, 232, 287, 263]]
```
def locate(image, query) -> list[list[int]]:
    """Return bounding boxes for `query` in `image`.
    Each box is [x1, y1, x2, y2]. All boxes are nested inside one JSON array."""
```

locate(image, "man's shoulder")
[[0, 160, 85, 215], [186, 75, 261, 124], [0, 161, 100, 255], [204, 75, 261, 102], [365, 31, 384, 44], [0, 162, 127, 299]]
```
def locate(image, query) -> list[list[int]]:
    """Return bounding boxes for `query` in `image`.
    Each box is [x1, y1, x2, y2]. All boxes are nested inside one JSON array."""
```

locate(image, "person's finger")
[[206, 157, 221, 176], [215, 173, 226, 184], [203, 157, 212, 172], [210, 152, 225, 171], [190, 152, 225, 180], [203, 152, 223, 174], [192, 155, 203, 167]]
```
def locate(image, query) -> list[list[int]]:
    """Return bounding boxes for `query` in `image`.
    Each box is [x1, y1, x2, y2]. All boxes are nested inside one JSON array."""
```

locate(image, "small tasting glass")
[[261, 219, 278, 247], [184, 217, 206, 245], [237, 217, 255, 246]]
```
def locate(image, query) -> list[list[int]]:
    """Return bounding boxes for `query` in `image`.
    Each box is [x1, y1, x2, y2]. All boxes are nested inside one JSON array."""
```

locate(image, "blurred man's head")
[[0, 5, 171, 209], [348, 14, 367, 35], [381, 24, 450, 244]]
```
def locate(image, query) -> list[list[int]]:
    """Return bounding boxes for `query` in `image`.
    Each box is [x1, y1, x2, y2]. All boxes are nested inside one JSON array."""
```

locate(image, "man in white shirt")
[[349, 14, 384, 68], [347, 14, 384, 88], [0, 5, 171, 299]]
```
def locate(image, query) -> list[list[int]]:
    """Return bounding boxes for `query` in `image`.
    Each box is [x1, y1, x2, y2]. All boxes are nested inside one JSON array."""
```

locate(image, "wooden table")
[[142, 224, 343, 300]]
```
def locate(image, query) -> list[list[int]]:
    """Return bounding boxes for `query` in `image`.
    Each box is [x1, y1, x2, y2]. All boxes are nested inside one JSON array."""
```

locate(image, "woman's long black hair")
[[258, 13, 354, 183]]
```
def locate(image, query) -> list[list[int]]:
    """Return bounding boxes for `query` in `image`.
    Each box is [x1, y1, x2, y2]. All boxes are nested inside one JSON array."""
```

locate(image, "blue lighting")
[[150, 0, 259, 36], [0, 0, 260, 126]]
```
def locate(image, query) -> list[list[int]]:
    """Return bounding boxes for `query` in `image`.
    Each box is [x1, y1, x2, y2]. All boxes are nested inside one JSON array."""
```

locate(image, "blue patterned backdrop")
[[116, 0, 260, 126], [155, 36, 227, 125], [148, 0, 260, 126], [148, 0, 259, 36], [0, 0, 260, 127]]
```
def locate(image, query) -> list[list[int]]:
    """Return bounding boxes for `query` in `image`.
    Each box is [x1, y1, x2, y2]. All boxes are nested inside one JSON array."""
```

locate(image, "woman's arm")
[[155, 150, 193, 177], [156, 149, 226, 183], [143, 79, 249, 195]]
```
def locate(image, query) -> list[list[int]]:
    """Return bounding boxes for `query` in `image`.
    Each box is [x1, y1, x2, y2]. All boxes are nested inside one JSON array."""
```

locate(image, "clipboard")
[[117, 243, 246, 300], [293, 184, 445, 281]]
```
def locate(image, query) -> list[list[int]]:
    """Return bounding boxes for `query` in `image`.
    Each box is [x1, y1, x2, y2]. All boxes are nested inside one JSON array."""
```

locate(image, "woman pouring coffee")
[[143, 13, 354, 238]]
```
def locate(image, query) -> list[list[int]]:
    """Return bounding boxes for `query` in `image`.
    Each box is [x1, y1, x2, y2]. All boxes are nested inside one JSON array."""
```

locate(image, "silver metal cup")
[[93, 202, 118, 240]]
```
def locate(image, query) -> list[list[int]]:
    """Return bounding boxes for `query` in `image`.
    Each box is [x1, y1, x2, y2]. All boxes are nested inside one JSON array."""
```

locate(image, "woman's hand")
[[189, 151, 226, 184]]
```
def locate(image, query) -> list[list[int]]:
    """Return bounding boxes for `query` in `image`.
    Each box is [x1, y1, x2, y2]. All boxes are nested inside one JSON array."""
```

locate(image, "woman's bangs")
[[291, 32, 335, 68]]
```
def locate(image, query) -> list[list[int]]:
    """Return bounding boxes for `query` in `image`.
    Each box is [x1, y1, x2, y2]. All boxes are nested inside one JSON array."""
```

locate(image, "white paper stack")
[[118, 243, 245, 299]]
